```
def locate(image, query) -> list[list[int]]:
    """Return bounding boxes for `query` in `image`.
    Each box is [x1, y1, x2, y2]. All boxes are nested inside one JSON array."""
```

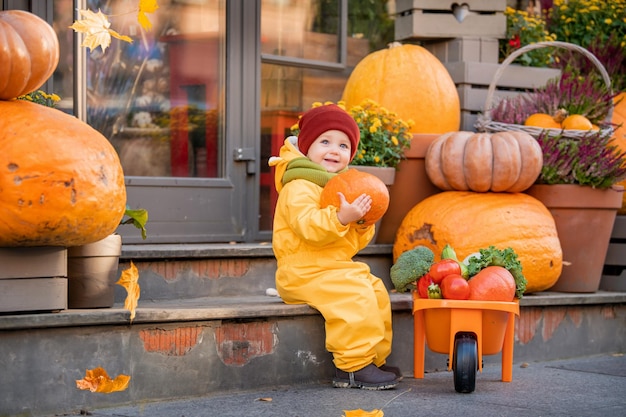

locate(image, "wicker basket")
[[475, 41, 614, 139]]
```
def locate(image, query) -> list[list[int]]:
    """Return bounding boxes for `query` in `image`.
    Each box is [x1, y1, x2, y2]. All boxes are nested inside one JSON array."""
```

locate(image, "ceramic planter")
[[376, 134, 442, 244], [67, 234, 122, 308], [526, 184, 623, 293]]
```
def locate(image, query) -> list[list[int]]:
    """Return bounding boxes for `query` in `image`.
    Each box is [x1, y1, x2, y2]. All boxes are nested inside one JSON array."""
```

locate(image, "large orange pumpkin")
[[0, 10, 60, 100], [0, 100, 127, 247], [320, 168, 389, 226], [425, 131, 543, 193], [341, 42, 460, 134], [393, 191, 562, 293]]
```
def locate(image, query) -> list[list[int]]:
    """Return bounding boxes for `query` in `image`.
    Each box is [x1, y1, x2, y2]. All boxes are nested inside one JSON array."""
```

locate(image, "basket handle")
[[483, 41, 613, 120]]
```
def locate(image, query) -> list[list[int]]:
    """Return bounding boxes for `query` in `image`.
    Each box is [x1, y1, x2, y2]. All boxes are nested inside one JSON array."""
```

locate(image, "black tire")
[[453, 333, 478, 393]]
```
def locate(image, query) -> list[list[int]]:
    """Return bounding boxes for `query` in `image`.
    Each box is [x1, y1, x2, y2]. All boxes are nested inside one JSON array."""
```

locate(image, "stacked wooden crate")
[[394, 0, 560, 131], [0, 247, 67, 312]]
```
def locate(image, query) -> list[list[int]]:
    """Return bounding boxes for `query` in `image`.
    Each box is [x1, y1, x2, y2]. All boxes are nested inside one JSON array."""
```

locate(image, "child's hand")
[[336, 192, 372, 226]]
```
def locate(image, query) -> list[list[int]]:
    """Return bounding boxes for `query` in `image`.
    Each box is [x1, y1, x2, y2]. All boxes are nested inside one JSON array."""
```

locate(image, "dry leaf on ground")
[[76, 367, 130, 393], [343, 409, 384, 417]]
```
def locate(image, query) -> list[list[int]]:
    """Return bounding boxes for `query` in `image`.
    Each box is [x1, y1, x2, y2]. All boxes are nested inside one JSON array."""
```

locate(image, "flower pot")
[[376, 134, 442, 244], [526, 184, 623, 293], [67, 234, 122, 308]]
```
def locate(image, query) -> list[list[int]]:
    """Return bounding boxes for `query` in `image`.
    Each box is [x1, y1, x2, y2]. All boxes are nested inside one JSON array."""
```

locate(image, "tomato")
[[429, 259, 462, 284], [468, 266, 516, 301], [440, 273, 470, 300], [417, 273, 434, 298]]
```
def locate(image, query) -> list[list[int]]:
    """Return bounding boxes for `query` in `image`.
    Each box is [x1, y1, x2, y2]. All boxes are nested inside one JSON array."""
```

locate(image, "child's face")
[[306, 130, 352, 173]]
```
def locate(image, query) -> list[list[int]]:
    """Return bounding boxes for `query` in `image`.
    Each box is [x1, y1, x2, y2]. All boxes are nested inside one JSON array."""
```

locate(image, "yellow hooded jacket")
[[269, 137, 393, 372]]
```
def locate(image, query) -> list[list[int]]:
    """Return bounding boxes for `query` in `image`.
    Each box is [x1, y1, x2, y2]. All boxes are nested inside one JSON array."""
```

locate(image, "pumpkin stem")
[[387, 41, 403, 49], [552, 108, 568, 123]]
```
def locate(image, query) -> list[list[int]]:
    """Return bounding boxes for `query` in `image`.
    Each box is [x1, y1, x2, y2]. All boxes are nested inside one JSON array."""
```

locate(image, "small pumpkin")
[[0, 100, 127, 247], [0, 10, 60, 100], [524, 113, 561, 129], [393, 191, 562, 294], [320, 168, 389, 226], [425, 131, 543, 193], [341, 42, 460, 134]]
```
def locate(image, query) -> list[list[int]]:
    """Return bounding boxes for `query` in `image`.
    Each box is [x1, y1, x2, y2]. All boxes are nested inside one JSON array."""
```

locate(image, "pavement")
[[54, 353, 626, 417]]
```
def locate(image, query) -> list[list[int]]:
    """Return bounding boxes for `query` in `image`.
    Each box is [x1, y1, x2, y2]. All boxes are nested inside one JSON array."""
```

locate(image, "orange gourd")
[[320, 169, 389, 226], [0, 100, 127, 246], [524, 113, 562, 129], [0, 10, 60, 100], [341, 42, 460, 134], [468, 266, 516, 301], [425, 131, 543, 193], [393, 191, 562, 294]]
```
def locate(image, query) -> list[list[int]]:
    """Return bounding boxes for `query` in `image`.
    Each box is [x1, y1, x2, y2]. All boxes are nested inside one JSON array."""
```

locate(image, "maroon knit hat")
[[297, 104, 360, 160]]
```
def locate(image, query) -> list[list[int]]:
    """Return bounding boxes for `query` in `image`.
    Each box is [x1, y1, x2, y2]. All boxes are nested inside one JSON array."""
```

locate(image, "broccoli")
[[390, 246, 435, 293]]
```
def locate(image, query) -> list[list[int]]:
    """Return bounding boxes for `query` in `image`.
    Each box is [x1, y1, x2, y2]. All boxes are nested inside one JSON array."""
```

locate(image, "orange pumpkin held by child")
[[320, 169, 390, 226]]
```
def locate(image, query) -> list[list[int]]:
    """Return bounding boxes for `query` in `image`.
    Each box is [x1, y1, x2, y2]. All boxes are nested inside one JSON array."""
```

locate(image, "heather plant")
[[533, 72, 616, 125], [536, 130, 626, 188], [489, 72, 615, 126]]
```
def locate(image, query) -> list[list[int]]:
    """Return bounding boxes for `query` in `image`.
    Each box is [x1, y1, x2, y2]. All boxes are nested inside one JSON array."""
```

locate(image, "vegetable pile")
[[390, 244, 527, 301]]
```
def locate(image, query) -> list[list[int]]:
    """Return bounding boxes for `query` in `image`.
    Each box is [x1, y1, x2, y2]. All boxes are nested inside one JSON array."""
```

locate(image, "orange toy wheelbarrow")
[[412, 291, 520, 393]]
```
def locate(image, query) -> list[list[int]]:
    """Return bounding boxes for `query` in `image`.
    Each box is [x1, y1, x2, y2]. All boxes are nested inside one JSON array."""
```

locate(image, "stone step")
[[1, 290, 625, 417]]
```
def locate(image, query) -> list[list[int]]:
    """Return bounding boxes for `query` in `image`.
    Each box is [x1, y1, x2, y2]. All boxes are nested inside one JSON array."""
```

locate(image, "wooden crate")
[[395, 0, 506, 40], [423, 37, 499, 64], [442, 61, 561, 131], [0, 247, 68, 312], [600, 216, 626, 291]]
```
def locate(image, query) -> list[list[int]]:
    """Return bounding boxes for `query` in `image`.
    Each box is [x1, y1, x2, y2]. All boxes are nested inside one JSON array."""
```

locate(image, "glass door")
[[50, 0, 257, 244]]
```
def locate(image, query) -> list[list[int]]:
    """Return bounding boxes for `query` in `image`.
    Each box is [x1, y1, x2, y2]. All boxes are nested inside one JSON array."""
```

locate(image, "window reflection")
[[62, 0, 226, 178], [258, 0, 395, 231]]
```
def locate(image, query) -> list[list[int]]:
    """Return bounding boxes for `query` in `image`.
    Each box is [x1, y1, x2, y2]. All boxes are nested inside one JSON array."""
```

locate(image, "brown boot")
[[379, 364, 403, 381], [333, 364, 398, 390]]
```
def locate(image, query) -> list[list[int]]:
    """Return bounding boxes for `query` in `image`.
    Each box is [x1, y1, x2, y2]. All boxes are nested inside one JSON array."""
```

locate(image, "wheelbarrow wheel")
[[453, 333, 478, 393]]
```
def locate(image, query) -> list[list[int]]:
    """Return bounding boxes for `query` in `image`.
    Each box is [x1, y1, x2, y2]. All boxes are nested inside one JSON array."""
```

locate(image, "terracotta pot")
[[376, 134, 441, 244], [67, 234, 122, 308], [526, 184, 623, 293]]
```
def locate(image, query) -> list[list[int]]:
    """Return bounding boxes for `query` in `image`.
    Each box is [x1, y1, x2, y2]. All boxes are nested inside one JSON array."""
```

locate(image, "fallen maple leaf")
[[116, 261, 140, 321], [69, 9, 132, 53], [137, 0, 159, 30], [76, 367, 130, 394], [343, 409, 384, 417]]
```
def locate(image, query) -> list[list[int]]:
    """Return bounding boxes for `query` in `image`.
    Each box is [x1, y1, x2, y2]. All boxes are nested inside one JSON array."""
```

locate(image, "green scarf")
[[282, 157, 346, 188]]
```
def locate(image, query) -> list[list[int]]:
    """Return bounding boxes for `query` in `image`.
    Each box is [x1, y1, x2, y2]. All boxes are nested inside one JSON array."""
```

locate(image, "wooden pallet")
[[600, 216, 626, 291], [0, 247, 68, 312]]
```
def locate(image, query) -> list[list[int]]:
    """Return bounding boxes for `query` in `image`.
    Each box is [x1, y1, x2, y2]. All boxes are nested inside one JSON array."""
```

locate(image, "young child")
[[269, 103, 400, 390]]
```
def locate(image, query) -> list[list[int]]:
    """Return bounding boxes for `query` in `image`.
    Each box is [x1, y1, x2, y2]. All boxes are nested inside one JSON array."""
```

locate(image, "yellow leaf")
[[76, 367, 130, 394], [69, 9, 132, 52], [343, 409, 384, 417], [138, 0, 159, 30], [116, 261, 141, 321]]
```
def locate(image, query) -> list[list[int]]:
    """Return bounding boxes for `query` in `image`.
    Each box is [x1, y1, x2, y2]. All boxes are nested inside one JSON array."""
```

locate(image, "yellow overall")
[[269, 138, 393, 372]]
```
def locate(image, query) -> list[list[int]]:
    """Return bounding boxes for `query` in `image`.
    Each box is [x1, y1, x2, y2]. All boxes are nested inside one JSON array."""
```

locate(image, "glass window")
[[53, 0, 226, 178], [258, 0, 395, 230]]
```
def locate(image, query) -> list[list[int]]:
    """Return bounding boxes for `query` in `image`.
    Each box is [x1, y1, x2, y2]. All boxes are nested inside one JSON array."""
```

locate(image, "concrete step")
[[1, 243, 625, 416], [2, 291, 625, 417]]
